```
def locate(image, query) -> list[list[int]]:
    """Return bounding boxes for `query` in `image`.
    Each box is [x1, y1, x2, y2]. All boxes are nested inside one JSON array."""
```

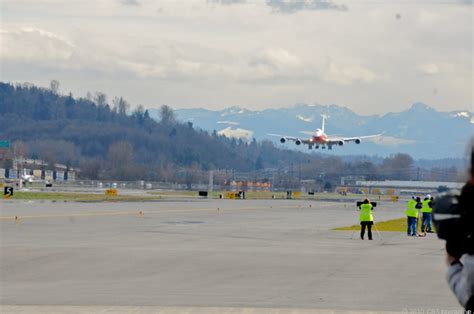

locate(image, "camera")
[[356, 201, 377, 207], [432, 147, 474, 257], [432, 192, 463, 241], [433, 190, 473, 258]]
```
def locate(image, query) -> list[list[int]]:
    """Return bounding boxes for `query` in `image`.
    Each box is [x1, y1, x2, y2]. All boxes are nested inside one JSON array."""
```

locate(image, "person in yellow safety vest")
[[406, 196, 419, 236], [421, 194, 434, 233], [359, 198, 374, 240]]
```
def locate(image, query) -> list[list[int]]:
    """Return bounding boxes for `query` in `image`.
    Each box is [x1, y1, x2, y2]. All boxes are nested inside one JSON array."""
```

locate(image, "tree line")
[[0, 81, 464, 185]]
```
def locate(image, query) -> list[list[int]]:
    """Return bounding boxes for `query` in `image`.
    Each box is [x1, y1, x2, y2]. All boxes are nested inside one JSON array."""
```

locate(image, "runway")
[[0, 199, 461, 312]]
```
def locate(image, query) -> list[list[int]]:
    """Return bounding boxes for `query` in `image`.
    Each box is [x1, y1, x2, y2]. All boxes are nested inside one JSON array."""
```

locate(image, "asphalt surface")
[[0, 199, 461, 313]]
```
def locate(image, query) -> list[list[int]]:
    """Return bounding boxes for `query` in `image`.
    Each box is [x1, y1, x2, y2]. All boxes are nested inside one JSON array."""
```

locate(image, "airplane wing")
[[267, 133, 312, 145], [326, 133, 383, 145]]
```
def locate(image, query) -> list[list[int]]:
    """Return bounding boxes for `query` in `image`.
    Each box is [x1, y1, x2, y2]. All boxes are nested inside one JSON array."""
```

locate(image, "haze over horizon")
[[1, 0, 472, 115]]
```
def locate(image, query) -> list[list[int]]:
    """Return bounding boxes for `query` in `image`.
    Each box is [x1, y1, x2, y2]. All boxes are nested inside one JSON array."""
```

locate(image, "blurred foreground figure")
[[433, 145, 474, 311]]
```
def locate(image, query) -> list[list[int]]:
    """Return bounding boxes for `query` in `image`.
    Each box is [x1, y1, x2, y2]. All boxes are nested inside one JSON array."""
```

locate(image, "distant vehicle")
[[20, 169, 41, 183], [270, 115, 382, 150]]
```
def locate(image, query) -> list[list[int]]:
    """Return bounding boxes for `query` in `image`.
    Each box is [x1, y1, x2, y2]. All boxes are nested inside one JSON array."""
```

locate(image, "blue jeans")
[[407, 217, 417, 236], [421, 212, 432, 232]]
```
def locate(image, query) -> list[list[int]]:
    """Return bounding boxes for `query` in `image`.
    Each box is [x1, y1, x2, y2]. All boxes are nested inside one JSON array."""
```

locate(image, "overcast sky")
[[1, 0, 472, 114]]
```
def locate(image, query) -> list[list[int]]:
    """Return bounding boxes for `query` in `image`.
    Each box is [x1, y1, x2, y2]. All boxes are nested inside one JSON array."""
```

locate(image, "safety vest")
[[405, 199, 418, 218], [421, 199, 432, 213], [360, 203, 373, 222]]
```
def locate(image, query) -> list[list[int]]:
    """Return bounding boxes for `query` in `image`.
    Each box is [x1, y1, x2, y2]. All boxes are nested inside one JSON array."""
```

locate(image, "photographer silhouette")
[[433, 145, 474, 311]]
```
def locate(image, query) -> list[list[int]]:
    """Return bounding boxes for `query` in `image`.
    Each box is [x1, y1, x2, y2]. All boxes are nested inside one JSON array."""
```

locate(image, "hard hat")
[[425, 194, 431, 199]]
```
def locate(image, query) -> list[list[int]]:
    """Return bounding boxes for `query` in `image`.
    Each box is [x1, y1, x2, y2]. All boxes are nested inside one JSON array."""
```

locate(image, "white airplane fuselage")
[[309, 129, 329, 144]]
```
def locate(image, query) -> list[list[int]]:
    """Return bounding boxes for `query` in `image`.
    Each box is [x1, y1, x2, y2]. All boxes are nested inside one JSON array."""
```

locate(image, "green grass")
[[149, 190, 365, 200], [148, 190, 289, 199], [8, 189, 403, 203], [10, 192, 161, 202], [208, 191, 288, 199], [335, 218, 408, 232]]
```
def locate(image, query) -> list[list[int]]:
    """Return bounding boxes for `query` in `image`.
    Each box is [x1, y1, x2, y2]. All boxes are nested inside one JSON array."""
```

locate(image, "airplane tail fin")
[[321, 114, 328, 133]]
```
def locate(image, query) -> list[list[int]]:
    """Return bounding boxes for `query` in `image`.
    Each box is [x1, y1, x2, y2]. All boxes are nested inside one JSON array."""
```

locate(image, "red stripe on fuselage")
[[312, 134, 328, 144]]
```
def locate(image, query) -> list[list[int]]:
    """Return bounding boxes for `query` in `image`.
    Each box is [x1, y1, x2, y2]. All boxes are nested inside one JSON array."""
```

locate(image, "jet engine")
[[280, 137, 286, 143], [338, 140, 344, 146], [355, 138, 361, 144], [295, 139, 302, 145]]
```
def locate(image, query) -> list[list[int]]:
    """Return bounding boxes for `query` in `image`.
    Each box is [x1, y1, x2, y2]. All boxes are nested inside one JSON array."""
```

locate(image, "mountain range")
[[150, 103, 473, 159]]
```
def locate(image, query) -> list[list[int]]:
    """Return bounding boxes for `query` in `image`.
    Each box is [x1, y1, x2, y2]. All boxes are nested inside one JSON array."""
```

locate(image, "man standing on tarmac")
[[359, 198, 374, 240], [406, 196, 418, 236], [421, 194, 433, 233]]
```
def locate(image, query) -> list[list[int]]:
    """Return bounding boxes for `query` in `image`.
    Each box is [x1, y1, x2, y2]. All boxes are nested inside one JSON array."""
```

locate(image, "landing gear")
[[308, 145, 313, 150], [322, 146, 326, 149], [315, 145, 319, 149], [328, 145, 332, 150]]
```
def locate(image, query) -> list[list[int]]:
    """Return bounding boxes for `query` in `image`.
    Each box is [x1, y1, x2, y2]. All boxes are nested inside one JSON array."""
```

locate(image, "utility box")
[[225, 192, 236, 199], [105, 189, 118, 196]]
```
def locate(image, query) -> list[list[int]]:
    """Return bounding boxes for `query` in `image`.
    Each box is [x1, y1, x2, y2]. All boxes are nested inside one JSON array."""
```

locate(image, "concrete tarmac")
[[0, 199, 461, 313]]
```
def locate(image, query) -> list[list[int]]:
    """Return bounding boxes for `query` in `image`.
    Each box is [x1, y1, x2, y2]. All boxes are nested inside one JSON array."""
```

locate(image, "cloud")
[[0, 27, 75, 63], [217, 120, 240, 125], [296, 115, 313, 122], [324, 61, 377, 85], [0, 1, 470, 114], [370, 135, 418, 147], [240, 48, 303, 81], [118, 0, 140, 6], [250, 48, 300, 71], [417, 63, 440, 75], [208, 0, 246, 5], [266, 0, 347, 14]]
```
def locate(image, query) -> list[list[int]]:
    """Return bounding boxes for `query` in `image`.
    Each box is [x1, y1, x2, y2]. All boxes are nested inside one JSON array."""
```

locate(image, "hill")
[[0, 82, 314, 180]]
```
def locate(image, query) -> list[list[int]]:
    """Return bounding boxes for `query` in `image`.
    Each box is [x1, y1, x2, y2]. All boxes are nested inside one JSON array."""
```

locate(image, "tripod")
[[350, 221, 383, 241], [373, 223, 383, 241]]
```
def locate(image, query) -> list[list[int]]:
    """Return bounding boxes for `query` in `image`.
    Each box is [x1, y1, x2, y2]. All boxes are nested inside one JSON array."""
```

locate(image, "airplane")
[[20, 169, 40, 183], [271, 115, 382, 150]]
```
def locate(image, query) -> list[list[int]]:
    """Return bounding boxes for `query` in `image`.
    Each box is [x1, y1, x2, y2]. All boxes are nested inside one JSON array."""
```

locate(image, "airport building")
[[0, 158, 78, 182], [337, 179, 464, 196]]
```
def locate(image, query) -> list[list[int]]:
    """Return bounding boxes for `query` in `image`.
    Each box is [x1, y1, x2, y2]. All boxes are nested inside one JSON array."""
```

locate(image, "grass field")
[[149, 190, 391, 200], [8, 192, 162, 202], [335, 218, 409, 232], [149, 190, 290, 199], [6, 189, 405, 203], [335, 217, 437, 233]]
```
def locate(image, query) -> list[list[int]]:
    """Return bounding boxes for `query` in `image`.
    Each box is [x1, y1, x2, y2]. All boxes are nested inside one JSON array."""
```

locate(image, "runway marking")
[[0, 204, 311, 221]]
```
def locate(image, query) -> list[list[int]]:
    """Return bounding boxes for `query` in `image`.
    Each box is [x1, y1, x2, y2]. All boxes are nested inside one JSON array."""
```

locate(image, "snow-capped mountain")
[[149, 103, 473, 159]]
